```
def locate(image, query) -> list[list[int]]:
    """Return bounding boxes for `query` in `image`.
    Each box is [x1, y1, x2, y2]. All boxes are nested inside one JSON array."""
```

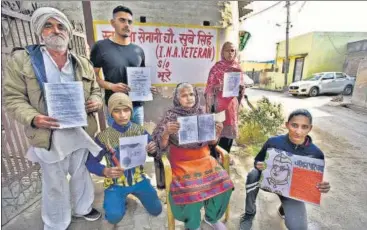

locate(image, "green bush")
[[237, 122, 267, 146], [236, 97, 284, 147], [245, 144, 263, 157]]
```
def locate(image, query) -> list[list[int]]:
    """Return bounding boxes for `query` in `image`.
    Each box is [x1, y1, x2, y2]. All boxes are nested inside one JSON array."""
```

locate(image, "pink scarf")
[[204, 43, 243, 139]]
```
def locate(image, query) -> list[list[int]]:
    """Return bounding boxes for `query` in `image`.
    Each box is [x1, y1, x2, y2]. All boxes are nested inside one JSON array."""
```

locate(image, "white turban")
[[31, 7, 73, 38]]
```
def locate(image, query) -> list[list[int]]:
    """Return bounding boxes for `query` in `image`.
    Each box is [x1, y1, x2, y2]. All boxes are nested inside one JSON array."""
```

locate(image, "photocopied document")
[[198, 114, 216, 142], [127, 67, 153, 101], [223, 72, 241, 97], [119, 135, 148, 169], [214, 110, 226, 123], [177, 114, 216, 145], [44, 82, 87, 129], [177, 116, 199, 145]]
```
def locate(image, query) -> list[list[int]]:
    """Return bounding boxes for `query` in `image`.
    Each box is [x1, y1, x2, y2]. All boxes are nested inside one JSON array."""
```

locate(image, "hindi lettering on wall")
[[94, 21, 220, 85]]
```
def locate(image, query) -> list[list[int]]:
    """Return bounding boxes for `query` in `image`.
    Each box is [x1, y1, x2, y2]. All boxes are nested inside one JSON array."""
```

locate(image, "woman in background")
[[205, 41, 245, 162]]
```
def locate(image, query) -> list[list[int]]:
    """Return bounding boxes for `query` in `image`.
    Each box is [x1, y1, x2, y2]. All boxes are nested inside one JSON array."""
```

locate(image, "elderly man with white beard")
[[3, 7, 103, 230]]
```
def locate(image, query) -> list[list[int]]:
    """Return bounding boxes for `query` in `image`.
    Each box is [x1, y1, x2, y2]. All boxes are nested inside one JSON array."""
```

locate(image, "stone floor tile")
[[133, 213, 151, 230]]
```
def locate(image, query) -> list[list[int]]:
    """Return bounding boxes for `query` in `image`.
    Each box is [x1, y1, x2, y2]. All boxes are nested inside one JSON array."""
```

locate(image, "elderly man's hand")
[[33, 115, 59, 129], [85, 100, 101, 113]]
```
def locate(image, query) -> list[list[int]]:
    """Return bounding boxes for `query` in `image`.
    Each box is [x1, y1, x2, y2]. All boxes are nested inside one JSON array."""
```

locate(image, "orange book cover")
[[289, 167, 323, 205]]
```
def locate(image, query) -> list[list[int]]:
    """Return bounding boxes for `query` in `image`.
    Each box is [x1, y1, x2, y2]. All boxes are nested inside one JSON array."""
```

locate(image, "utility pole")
[[82, 1, 95, 49], [284, 0, 290, 90]]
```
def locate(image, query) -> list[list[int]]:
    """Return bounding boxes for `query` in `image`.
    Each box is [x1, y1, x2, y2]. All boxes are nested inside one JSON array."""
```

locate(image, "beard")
[[42, 33, 69, 52]]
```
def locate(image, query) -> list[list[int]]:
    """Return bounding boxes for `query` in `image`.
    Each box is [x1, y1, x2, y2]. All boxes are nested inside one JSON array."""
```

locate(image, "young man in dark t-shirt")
[[90, 6, 156, 126]]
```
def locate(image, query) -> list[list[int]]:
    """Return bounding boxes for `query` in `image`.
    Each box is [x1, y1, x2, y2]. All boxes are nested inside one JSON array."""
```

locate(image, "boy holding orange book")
[[240, 109, 331, 230]]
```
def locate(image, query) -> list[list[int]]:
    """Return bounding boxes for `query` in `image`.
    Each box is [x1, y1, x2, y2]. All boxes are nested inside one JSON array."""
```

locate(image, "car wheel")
[[309, 87, 319, 97], [343, 85, 353, 95]]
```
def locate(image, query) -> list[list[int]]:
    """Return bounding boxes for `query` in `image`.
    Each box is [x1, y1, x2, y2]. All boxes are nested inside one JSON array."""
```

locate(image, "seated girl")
[[152, 83, 234, 230]]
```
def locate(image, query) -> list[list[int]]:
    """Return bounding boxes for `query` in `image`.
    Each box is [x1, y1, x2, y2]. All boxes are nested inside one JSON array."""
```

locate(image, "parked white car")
[[288, 72, 355, 97]]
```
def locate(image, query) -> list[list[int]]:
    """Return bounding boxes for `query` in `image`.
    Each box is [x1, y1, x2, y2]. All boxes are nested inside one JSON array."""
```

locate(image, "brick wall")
[[91, 1, 222, 26]]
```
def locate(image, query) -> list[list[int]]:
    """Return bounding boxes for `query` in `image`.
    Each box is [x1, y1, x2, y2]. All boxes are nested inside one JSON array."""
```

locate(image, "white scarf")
[[31, 7, 73, 38]]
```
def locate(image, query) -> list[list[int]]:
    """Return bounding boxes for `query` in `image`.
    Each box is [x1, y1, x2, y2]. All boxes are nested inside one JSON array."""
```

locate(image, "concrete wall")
[[307, 32, 367, 76], [352, 59, 367, 108], [344, 40, 367, 77], [276, 32, 314, 58]]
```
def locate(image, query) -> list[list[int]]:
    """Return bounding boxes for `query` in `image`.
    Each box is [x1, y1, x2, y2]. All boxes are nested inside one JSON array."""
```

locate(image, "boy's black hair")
[[287, 109, 313, 124], [113, 6, 133, 17]]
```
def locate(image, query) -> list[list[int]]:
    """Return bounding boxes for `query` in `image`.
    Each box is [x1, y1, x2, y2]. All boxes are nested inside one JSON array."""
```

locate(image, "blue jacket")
[[254, 134, 324, 167], [86, 121, 154, 188]]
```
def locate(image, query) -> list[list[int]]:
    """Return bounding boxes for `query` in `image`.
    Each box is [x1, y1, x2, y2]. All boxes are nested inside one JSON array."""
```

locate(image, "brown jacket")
[[3, 47, 103, 150]]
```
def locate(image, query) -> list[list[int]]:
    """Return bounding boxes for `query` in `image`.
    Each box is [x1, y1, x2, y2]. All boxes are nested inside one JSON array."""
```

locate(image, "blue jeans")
[[103, 179, 162, 224], [107, 105, 144, 126]]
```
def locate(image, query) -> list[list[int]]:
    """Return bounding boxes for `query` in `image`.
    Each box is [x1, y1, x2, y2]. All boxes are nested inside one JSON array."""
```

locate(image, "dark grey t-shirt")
[[90, 39, 145, 105]]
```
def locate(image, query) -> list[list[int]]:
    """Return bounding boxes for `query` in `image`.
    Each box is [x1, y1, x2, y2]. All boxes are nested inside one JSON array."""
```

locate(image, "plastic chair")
[[161, 146, 231, 230]]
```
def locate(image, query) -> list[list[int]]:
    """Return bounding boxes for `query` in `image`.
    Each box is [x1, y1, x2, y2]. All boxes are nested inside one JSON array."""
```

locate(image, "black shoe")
[[240, 213, 255, 230], [278, 206, 285, 219], [75, 208, 101, 221]]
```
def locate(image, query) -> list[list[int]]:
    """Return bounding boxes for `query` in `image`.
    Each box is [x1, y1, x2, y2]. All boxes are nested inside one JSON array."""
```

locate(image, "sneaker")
[[278, 206, 285, 219], [75, 208, 101, 221], [239, 213, 254, 230], [204, 218, 227, 230]]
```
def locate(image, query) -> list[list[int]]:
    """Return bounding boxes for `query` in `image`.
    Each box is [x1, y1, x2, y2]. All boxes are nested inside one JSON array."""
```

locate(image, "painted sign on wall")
[[93, 21, 220, 85]]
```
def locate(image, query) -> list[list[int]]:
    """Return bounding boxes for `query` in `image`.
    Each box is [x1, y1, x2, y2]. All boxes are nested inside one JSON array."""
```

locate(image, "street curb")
[[326, 102, 367, 115], [250, 87, 285, 94], [342, 103, 367, 115]]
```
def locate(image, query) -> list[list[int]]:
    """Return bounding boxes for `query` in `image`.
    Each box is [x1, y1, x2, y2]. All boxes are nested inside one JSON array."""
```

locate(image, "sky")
[[240, 1, 367, 62]]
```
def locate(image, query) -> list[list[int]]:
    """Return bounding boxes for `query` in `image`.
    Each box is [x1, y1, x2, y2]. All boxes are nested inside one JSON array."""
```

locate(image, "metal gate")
[[1, 7, 88, 225]]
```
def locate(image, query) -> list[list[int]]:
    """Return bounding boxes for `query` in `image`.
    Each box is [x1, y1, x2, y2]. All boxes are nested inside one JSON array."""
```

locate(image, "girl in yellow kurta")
[[152, 83, 234, 230]]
